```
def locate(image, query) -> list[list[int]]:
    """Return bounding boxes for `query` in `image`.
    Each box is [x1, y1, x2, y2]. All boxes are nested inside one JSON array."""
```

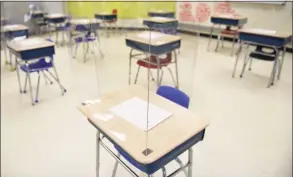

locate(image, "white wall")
[[176, 1, 292, 34], [42, 2, 65, 14]]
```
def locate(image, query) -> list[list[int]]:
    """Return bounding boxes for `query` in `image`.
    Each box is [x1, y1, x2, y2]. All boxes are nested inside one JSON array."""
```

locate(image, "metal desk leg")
[[231, 35, 237, 56], [215, 34, 221, 52], [3, 41, 8, 65], [277, 47, 286, 80], [232, 41, 244, 77], [56, 24, 59, 46], [156, 55, 161, 87], [26, 63, 35, 105], [268, 49, 280, 87], [207, 24, 215, 51], [9, 51, 15, 71], [128, 49, 133, 85], [111, 154, 120, 177], [15, 56, 22, 93], [174, 50, 179, 88], [188, 148, 193, 177], [96, 131, 101, 177]]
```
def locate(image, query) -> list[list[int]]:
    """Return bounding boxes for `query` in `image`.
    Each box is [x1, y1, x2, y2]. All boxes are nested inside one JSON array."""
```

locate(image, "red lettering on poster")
[[214, 2, 235, 15], [179, 2, 195, 22], [194, 3, 211, 23]]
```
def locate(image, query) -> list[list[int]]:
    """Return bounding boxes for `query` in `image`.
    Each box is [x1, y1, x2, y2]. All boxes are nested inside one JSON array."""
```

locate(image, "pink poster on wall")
[[214, 2, 235, 15], [195, 3, 211, 23], [179, 2, 195, 22]]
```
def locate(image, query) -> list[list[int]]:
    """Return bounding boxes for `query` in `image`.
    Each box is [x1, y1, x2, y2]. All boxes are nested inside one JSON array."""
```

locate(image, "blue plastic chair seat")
[[20, 58, 53, 73]]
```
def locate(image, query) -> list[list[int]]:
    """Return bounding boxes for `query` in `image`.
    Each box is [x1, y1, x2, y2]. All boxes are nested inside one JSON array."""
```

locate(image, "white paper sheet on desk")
[[49, 13, 63, 17], [151, 17, 168, 21], [18, 39, 42, 46], [250, 29, 276, 35], [3, 25, 18, 29], [137, 32, 163, 39], [12, 36, 26, 41], [109, 97, 172, 131]]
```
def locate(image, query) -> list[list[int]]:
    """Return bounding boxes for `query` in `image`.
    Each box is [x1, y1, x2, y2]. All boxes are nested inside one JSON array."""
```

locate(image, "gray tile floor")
[[1, 31, 292, 177]]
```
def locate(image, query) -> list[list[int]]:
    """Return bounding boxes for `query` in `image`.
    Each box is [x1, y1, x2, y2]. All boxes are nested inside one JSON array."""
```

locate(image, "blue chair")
[[19, 39, 66, 105], [156, 85, 190, 108], [111, 85, 190, 177], [55, 15, 72, 46], [72, 23, 103, 62], [239, 45, 282, 87]]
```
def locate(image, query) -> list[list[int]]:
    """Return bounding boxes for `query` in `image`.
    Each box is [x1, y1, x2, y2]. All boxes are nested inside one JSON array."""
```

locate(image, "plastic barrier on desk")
[[87, 21, 197, 176]]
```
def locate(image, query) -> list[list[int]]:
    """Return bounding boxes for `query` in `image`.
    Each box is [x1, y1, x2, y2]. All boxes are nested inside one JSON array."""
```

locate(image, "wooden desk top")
[[239, 28, 292, 39], [126, 31, 181, 46], [144, 17, 177, 23], [211, 14, 247, 20], [95, 12, 114, 16], [78, 85, 209, 164], [1, 24, 28, 32], [45, 13, 67, 19], [148, 10, 174, 14], [70, 18, 101, 25], [7, 38, 54, 52]]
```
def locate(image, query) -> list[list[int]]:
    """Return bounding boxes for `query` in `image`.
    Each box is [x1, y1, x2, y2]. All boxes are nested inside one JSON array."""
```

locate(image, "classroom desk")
[[148, 10, 175, 18], [45, 13, 67, 45], [232, 28, 292, 86], [207, 14, 248, 52], [78, 85, 209, 177], [126, 31, 181, 88], [30, 10, 46, 34], [69, 18, 103, 62], [1, 24, 29, 70], [94, 12, 117, 36], [7, 38, 56, 104], [31, 10, 45, 19], [1, 18, 8, 26], [143, 17, 178, 35]]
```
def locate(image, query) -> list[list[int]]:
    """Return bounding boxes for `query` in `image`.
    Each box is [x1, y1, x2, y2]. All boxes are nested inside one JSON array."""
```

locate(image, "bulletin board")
[[67, 1, 176, 19]]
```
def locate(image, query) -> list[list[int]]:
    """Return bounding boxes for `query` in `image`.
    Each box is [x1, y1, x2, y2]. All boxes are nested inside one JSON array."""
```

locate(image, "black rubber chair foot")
[[23, 90, 27, 94], [240, 75, 243, 78], [35, 100, 39, 103], [248, 68, 252, 71]]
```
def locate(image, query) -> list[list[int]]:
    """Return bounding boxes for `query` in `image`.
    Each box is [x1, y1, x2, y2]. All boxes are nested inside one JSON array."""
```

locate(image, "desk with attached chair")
[[1, 24, 29, 71], [232, 28, 292, 87], [95, 12, 117, 37], [143, 17, 178, 35], [208, 14, 248, 56], [69, 18, 104, 62], [45, 13, 68, 46], [7, 38, 66, 105], [78, 85, 209, 177], [126, 31, 181, 88]]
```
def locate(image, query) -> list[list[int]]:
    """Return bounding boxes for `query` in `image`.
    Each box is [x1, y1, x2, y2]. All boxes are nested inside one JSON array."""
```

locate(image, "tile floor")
[[1, 31, 292, 177]]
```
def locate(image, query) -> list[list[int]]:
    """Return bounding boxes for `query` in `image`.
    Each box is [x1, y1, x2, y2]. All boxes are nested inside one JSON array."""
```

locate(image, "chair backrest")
[[255, 46, 277, 55], [156, 85, 190, 108], [112, 9, 118, 14]]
